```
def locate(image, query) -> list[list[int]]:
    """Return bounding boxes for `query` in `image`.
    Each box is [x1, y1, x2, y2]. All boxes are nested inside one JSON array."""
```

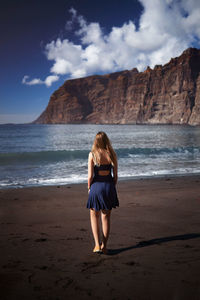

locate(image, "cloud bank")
[[22, 0, 200, 87]]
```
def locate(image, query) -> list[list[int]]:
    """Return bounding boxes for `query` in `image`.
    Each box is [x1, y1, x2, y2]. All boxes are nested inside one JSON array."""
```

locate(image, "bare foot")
[[100, 243, 108, 254], [93, 246, 102, 253]]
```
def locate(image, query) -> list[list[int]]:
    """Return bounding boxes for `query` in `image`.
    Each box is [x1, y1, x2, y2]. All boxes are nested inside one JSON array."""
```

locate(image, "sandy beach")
[[0, 175, 200, 300]]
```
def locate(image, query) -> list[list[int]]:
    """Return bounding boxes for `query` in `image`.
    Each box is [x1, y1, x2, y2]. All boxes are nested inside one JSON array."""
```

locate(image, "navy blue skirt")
[[87, 175, 119, 211]]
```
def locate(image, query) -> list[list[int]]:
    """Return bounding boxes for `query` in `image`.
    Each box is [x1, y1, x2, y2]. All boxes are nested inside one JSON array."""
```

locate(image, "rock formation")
[[33, 47, 200, 125]]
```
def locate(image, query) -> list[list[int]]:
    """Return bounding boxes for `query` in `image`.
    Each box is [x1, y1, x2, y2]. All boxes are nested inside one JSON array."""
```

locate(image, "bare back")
[[92, 150, 112, 176]]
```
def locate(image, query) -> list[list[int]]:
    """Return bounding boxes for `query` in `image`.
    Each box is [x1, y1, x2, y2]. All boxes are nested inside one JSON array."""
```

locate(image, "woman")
[[87, 131, 119, 254]]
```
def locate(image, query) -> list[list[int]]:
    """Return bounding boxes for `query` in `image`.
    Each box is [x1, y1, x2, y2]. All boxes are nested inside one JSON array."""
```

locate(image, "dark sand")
[[0, 175, 200, 300]]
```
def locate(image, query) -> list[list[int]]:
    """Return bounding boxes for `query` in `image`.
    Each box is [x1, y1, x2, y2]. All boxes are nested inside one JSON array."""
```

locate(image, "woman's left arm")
[[88, 152, 94, 192], [113, 158, 118, 185]]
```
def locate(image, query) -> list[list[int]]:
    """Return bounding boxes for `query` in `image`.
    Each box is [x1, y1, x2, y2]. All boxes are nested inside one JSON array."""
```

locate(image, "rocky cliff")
[[34, 48, 200, 125]]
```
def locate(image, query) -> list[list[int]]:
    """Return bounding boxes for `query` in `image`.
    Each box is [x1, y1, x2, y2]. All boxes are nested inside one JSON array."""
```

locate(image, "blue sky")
[[0, 0, 200, 124]]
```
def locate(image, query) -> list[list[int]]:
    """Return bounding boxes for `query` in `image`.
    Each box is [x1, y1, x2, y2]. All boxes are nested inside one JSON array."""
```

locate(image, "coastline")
[[1, 171, 200, 190], [1, 175, 200, 299], [1, 123, 200, 191]]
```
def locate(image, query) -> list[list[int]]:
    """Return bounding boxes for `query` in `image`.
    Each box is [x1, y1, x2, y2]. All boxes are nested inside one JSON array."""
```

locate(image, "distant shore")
[[1, 175, 200, 299]]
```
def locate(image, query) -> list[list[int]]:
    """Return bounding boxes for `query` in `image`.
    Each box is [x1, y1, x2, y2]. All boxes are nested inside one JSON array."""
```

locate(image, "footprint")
[[49, 225, 62, 228], [124, 261, 140, 267], [55, 276, 73, 287], [35, 238, 48, 242], [79, 228, 87, 232], [34, 265, 48, 270], [28, 272, 35, 283], [184, 244, 193, 248], [80, 260, 104, 272], [124, 261, 136, 266], [34, 286, 42, 291], [57, 258, 67, 262], [2, 260, 22, 269], [62, 278, 74, 288], [22, 238, 30, 242], [66, 237, 83, 240]]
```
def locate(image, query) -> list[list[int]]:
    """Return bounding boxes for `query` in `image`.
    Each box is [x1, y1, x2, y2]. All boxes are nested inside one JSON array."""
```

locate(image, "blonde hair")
[[91, 131, 117, 166]]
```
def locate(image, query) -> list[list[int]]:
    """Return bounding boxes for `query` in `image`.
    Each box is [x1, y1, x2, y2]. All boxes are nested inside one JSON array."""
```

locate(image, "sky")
[[0, 0, 200, 124]]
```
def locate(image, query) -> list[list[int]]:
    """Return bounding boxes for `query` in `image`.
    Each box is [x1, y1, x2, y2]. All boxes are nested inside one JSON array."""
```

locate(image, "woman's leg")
[[90, 209, 101, 248], [101, 209, 111, 251]]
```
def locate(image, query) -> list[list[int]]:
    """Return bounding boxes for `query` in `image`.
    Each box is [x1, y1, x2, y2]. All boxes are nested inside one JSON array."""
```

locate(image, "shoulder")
[[88, 152, 94, 164], [88, 151, 93, 159]]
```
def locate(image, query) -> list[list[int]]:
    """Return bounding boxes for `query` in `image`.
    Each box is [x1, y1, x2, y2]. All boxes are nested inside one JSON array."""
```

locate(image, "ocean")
[[0, 124, 200, 189]]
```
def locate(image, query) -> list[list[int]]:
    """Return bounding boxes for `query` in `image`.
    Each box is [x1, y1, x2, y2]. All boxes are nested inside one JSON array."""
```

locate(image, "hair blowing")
[[91, 132, 117, 166]]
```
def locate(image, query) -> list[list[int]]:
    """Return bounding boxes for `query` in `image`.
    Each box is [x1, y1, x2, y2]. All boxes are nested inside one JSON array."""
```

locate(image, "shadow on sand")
[[107, 232, 200, 255]]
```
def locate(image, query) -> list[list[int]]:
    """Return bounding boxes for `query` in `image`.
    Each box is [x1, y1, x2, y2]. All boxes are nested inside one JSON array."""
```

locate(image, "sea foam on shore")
[[1, 124, 200, 188]]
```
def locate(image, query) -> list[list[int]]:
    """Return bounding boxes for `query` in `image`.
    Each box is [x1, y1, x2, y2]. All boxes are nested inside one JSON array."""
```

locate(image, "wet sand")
[[0, 175, 200, 300]]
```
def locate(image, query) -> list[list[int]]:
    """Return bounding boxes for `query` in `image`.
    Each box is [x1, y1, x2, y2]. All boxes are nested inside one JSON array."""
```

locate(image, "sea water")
[[0, 124, 200, 188]]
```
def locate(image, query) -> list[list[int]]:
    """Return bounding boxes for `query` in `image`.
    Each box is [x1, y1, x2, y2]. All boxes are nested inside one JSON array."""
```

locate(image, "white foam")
[[25, 174, 87, 186], [1, 167, 200, 189]]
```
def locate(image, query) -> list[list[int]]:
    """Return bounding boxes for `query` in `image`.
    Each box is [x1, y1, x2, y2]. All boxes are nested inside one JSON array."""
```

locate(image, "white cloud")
[[65, 7, 77, 30], [44, 75, 59, 87], [22, 75, 29, 84], [22, 0, 200, 85], [22, 75, 43, 85], [44, 0, 200, 78], [50, 58, 72, 74], [22, 75, 59, 87]]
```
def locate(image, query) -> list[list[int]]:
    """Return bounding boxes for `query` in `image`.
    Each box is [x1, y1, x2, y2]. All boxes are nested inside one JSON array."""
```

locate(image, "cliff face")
[[34, 48, 200, 125]]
